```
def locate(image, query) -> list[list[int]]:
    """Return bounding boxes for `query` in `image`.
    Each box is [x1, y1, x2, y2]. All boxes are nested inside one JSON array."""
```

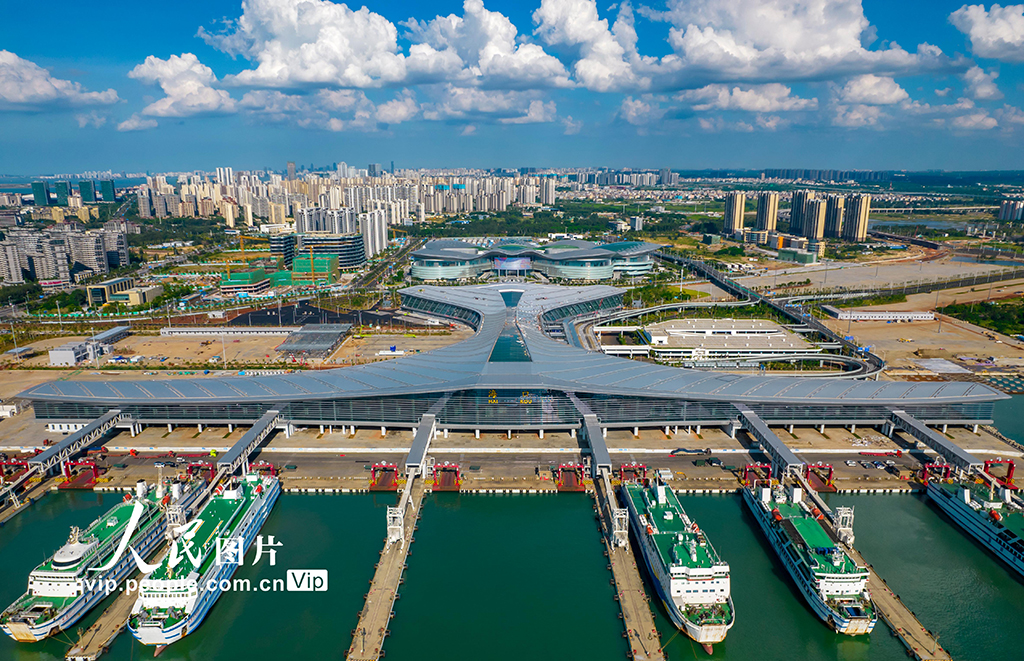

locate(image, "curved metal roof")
[[20, 284, 1007, 407], [411, 239, 663, 262]]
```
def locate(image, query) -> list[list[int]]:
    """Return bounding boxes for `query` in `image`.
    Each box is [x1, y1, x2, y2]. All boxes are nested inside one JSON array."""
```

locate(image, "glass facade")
[[400, 294, 482, 329], [32, 394, 995, 429]]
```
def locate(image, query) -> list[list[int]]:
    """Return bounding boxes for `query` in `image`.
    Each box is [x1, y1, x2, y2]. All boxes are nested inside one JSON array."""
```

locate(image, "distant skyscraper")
[[803, 198, 826, 240], [368, 163, 383, 177], [824, 194, 846, 239], [79, 180, 96, 203], [137, 189, 152, 218], [55, 181, 71, 207], [31, 182, 50, 206], [287, 161, 296, 181], [215, 167, 234, 185], [540, 179, 556, 205], [843, 194, 871, 241], [790, 190, 815, 235], [724, 192, 746, 233], [659, 168, 671, 186], [755, 192, 779, 231], [99, 180, 115, 202]]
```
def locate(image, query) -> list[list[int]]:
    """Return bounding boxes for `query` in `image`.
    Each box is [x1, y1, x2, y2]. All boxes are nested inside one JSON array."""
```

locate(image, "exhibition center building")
[[409, 239, 661, 281]]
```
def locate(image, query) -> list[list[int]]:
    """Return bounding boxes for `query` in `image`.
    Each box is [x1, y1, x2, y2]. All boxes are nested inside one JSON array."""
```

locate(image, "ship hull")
[[926, 481, 1024, 578], [130, 478, 280, 647], [2, 511, 166, 642], [2, 482, 205, 643], [742, 487, 875, 635], [621, 487, 733, 644]]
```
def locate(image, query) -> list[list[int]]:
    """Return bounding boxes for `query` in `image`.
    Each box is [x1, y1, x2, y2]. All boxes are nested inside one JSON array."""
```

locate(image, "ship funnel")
[[656, 485, 667, 505], [171, 482, 183, 501], [1001, 487, 1013, 504], [789, 486, 803, 504], [759, 486, 771, 503], [135, 480, 148, 499]]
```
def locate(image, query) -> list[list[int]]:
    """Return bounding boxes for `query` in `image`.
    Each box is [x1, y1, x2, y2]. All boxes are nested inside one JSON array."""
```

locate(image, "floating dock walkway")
[[65, 549, 161, 661], [593, 469, 665, 661], [346, 478, 425, 661]]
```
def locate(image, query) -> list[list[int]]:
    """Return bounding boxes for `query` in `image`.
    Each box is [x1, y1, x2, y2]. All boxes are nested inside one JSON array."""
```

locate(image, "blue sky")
[[2, 0, 1024, 173]]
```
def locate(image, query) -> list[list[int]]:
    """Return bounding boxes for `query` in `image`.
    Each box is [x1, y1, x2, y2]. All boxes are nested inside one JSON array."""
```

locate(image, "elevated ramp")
[[887, 410, 983, 473], [404, 394, 450, 477], [28, 410, 126, 472], [405, 414, 436, 477], [735, 404, 804, 477], [566, 393, 611, 473], [216, 410, 280, 474]]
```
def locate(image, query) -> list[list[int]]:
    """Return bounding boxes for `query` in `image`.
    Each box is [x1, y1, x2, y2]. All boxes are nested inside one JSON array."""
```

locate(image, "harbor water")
[[2, 485, 1023, 660]]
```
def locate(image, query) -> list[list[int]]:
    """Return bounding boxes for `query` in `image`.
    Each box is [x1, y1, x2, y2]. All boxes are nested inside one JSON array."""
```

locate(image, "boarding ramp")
[[217, 410, 280, 474], [566, 393, 612, 473], [403, 394, 450, 478], [405, 414, 436, 478], [28, 410, 127, 472], [735, 404, 805, 477], [887, 409, 983, 473]]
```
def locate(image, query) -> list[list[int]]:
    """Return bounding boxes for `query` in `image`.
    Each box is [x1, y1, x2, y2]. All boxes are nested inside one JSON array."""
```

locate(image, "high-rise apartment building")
[[824, 194, 846, 239], [724, 192, 746, 233], [55, 182, 71, 207], [286, 161, 296, 181], [0, 242, 23, 284], [842, 194, 871, 241], [790, 190, 814, 235], [99, 180, 115, 202], [540, 179, 556, 206], [67, 232, 109, 275], [137, 188, 153, 218], [31, 182, 50, 206], [360, 209, 388, 259], [755, 192, 779, 231], [803, 198, 826, 240], [79, 181, 96, 203]]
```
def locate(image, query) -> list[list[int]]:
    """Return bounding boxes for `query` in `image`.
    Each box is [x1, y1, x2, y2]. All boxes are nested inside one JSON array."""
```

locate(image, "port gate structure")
[[19, 284, 1007, 467]]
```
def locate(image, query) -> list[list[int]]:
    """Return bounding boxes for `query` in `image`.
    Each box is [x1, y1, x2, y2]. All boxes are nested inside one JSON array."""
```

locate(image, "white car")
[[845, 460, 858, 467]]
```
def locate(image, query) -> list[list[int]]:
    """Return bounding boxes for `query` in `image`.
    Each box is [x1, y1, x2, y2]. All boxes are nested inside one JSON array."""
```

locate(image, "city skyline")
[[3, 0, 1024, 172]]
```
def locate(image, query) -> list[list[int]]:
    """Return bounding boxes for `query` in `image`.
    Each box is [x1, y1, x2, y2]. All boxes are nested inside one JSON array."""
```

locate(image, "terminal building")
[[409, 239, 661, 281], [22, 285, 1005, 443]]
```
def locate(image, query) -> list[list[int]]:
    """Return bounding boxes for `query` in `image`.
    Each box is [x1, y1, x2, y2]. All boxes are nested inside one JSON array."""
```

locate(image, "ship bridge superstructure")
[[20, 284, 1006, 434]]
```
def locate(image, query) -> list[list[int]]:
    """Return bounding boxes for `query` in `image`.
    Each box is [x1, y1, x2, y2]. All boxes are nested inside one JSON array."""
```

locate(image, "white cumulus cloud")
[[375, 90, 419, 124], [619, 96, 664, 125], [677, 83, 817, 111], [833, 103, 883, 127], [657, 0, 955, 85], [950, 4, 1024, 62], [962, 65, 1003, 99], [405, 0, 571, 89], [128, 53, 236, 117], [838, 74, 909, 104], [75, 111, 107, 128], [951, 111, 998, 129], [533, 0, 643, 92], [117, 114, 158, 131], [499, 99, 557, 123], [0, 50, 118, 108]]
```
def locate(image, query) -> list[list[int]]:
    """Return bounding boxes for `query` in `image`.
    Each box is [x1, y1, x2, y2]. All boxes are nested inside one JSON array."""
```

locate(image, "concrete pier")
[[593, 475, 665, 661], [65, 550, 161, 661], [845, 545, 952, 661], [346, 478, 426, 661]]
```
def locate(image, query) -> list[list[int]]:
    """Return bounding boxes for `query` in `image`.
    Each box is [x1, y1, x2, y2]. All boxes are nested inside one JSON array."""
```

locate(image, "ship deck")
[[35, 500, 139, 574], [623, 483, 723, 571], [768, 499, 862, 576], [146, 485, 250, 582], [934, 481, 1024, 539]]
